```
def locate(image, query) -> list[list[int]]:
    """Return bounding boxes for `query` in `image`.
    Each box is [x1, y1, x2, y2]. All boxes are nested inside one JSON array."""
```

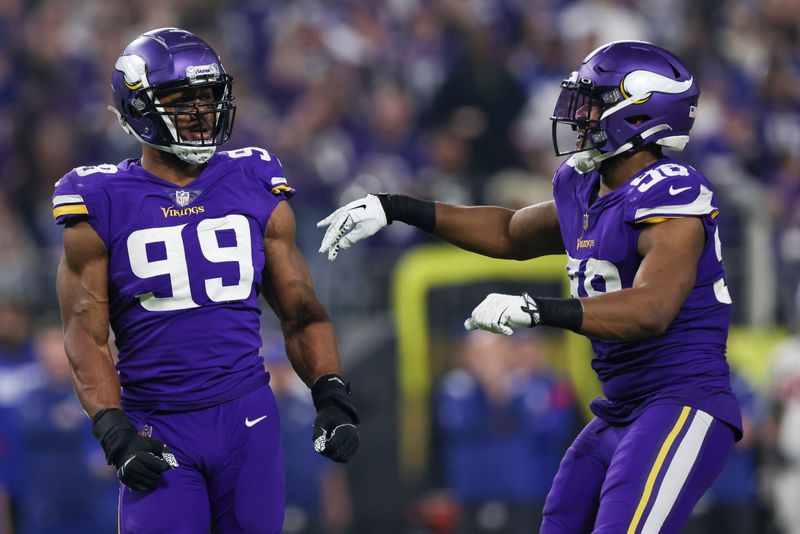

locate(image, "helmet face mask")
[[550, 41, 699, 171], [149, 81, 235, 147], [551, 76, 615, 157], [110, 28, 237, 164]]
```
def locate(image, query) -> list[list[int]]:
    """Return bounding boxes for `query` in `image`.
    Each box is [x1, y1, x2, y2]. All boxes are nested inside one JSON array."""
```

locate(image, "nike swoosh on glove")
[[92, 408, 179, 491], [464, 292, 540, 335], [311, 375, 360, 463], [317, 194, 387, 261]]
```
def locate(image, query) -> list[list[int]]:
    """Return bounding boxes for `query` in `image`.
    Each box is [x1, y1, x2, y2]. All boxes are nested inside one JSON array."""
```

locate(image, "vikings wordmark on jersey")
[[552, 154, 742, 438], [53, 147, 294, 412]]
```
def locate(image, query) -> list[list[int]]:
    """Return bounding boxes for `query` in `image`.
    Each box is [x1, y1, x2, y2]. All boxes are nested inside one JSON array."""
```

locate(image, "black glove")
[[311, 374, 360, 463], [91, 408, 178, 491]]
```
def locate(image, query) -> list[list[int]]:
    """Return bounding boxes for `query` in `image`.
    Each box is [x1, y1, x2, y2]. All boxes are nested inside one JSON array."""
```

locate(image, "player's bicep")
[[262, 202, 320, 320], [57, 222, 110, 347], [507, 200, 564, 259], [633, 216, 705, 315]]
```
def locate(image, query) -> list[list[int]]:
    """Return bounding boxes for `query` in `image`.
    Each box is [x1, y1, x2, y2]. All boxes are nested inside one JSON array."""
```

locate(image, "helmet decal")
[[621, 71, 694, 100], [115, 55, 149, 90]]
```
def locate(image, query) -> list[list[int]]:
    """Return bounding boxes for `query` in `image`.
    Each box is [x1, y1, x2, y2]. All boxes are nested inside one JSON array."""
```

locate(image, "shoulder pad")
[[218, 147, 296, 199], [52, 164, 120, 225], [624, 161, 717, 225]]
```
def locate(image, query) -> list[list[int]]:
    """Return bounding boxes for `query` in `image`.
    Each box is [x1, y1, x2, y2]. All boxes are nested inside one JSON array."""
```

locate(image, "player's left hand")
[[464, 292, 540, 335], [311, 374, 360, 463]]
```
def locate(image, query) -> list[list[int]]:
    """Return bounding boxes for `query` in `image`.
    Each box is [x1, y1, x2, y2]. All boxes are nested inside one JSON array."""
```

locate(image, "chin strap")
[[169, 144, 216, 164], [108, 106, 134, 136], [573, 145, 628, 173], [574, 124, 677, 172]]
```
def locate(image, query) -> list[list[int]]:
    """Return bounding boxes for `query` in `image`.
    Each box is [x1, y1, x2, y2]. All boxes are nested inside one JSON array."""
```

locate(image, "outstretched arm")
[[466, 217, 705, 341], [435, 200, 564, 259], [318, 194, 564, 261]]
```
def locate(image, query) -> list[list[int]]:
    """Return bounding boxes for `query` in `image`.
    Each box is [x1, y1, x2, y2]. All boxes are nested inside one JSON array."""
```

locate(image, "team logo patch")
[[167, 189, 202, 207], [176, 190, 191, 206], [139, 424, 153, 438]]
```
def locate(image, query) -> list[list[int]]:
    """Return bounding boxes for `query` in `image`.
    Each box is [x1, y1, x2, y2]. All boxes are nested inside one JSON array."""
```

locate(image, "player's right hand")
[[317, 194, 387, 261], [91, 408, 179, 491]]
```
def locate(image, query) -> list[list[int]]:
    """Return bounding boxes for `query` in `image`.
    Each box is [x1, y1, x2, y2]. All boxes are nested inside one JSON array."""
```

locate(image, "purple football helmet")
[[551, 41, 699, 172], [109, 28, 236, 164]]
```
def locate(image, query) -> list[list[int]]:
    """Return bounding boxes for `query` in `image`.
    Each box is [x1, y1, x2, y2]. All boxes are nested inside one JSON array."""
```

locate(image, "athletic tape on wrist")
[[376, 194, 436, 232], [532, 296, 583, 332]]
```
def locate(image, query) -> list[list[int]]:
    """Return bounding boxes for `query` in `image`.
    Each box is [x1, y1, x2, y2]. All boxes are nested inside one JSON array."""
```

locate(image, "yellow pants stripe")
[[626, 406, 692, 534]]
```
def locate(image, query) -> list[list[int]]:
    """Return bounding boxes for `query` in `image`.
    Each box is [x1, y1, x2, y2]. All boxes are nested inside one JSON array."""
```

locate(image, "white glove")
[[317, 194, 388, 261], [464, 293, 540, 336]]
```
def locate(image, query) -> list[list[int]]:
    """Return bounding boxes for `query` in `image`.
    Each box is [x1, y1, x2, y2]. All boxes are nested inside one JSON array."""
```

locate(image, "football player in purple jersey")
[[319, 41, 742, 533], [54, 28, 358, 533]]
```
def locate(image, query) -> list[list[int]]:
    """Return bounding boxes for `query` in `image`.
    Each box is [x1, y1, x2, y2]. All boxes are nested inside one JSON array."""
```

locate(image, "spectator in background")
[[422, 20, 527, 204], [0, 299, 41, 532], [16, 323, 117, 533], [265, 337, 353, 534], [435, 330, 576, 533], [684, 370, 764, 534], [766, 323, 800, 534], [0, 300, 34, 368]]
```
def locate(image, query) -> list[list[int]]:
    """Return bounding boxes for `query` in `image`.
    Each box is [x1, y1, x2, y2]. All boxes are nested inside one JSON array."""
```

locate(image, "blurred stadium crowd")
[[2, 0, 800, 532]]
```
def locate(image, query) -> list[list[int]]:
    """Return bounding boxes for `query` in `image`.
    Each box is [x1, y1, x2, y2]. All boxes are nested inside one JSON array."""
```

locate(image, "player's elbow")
[[637, 316, 669, 338], [635, 307, 674, 338]]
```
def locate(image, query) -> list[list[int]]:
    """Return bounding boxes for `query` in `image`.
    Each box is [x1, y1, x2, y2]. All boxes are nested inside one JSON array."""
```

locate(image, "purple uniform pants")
[[542, 404, 735, 534], [120, 386, 285, 533]]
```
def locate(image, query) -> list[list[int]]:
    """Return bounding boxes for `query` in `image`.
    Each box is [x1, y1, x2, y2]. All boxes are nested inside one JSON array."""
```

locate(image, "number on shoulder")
[[74, 164, 119, 177], [630, 163, 690, 193], [221, 147, 272, 161]]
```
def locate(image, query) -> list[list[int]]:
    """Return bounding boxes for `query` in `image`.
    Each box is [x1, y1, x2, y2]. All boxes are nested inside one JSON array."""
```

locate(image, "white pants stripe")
[[641, 409, 713, 533]]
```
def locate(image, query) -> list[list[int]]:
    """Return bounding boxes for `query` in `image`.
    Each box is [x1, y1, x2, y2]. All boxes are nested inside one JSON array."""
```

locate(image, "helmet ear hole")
[[124, 102, 141, 120], [625, 115, 650, 125]]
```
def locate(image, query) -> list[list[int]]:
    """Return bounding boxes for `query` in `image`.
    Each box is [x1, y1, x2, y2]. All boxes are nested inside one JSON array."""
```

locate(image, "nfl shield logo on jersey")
[[175, 190, 191, 207]]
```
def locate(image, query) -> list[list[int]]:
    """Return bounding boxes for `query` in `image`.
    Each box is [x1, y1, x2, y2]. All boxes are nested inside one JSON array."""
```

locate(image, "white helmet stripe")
[[623, 71, 694, 99], [600, 73, 694, 121], [115, 54, 150, 89]]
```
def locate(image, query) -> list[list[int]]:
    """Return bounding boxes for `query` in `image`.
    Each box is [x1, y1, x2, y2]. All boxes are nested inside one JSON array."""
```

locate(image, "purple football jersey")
[[552, 156, 742, 438], [53, 147, 295, 411]]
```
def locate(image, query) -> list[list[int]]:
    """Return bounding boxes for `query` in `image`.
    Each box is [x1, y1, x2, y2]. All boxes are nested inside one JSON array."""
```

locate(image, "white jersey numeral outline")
[[566, 256, 622, 298]]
